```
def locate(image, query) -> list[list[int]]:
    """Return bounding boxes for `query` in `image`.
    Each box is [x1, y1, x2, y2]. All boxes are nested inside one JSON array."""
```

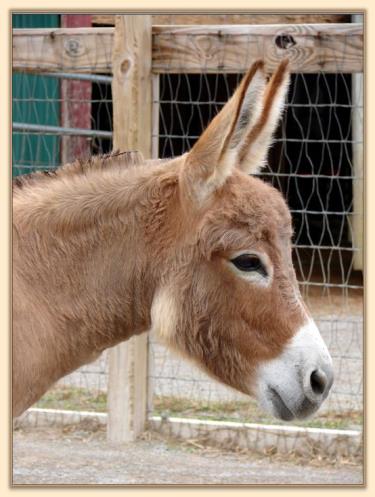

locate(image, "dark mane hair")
[[12, 150, 144, 191]]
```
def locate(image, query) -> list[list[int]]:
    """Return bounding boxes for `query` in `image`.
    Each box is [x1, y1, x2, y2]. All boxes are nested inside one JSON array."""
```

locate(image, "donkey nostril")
[[310, 369, 327, 396]]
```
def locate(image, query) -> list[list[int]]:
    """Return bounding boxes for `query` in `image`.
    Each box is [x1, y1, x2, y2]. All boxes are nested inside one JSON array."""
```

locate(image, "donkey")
[[13, 59, 333, 421]]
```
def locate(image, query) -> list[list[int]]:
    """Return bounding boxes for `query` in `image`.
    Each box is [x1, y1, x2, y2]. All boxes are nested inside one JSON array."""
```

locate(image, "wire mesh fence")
[[12, 18, 363, 442], [12, 72, 113, 176], [149, 68, 363, 426]]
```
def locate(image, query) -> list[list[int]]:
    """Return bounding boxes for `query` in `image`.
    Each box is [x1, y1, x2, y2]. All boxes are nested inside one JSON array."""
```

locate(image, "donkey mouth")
[[268, 387, 295, 421], [266, 387, 320, 421]]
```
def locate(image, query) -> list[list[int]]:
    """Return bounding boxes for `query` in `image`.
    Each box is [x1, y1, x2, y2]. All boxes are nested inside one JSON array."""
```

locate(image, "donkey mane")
[[13, 150, 177, 236], [12, 150, 156, 192]]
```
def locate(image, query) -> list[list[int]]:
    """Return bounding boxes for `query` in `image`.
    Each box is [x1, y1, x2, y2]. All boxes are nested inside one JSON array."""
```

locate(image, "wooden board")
[[152, 23, 363, 73], [351, 72, 364, 271], [93, 13, 350, 26], [351, 14, 364, 271], [107, 15, 152, 444], [111, 16, 152, 153], [13, 23, 363, 75], [12, 27, 114, 73]]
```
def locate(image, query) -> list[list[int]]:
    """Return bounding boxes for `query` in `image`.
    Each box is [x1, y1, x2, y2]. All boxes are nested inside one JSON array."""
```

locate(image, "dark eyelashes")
[[230, 254, 268, 277]]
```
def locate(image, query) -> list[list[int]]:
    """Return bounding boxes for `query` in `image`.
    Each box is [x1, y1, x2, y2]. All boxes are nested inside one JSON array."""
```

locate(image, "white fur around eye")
[[226, 251, 273, 287]]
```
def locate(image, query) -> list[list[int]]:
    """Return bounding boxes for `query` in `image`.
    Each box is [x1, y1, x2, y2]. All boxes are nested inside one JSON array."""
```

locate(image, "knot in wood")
[[120, 58, 131, 74], [64, 38, 85, 57], [275, 34, 296, 50]]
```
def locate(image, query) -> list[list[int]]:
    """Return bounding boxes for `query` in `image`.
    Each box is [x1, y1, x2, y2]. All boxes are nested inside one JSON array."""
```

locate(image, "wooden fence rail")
[[12, 27, 114, 74], [13, 23, 363, 74], [152, 23, 363, 73]]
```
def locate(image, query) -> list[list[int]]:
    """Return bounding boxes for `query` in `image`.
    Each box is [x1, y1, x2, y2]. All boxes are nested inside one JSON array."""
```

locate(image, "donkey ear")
[[236, 59, 290, 174], [180, 60, 266, 207]]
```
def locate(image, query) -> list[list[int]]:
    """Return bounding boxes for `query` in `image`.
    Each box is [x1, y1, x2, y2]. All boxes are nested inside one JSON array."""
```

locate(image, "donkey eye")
[[230, 254, 267, 276]]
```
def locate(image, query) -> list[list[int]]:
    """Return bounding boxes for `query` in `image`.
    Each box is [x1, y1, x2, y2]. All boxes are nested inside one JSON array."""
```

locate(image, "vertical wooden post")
[[107, 15, 152, 443], [146, 73, 160, 417], [351, 14, 364, 271], [151, 74, 160, 160]]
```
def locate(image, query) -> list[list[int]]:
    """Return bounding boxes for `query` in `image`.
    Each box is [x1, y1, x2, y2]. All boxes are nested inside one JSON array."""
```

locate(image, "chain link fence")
[[13, 17, 363, 445]]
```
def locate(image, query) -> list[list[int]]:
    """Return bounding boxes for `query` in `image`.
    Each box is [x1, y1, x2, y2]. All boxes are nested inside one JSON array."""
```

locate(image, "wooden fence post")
[[351, 14, 364, 271], [107, 14, 152, 443]]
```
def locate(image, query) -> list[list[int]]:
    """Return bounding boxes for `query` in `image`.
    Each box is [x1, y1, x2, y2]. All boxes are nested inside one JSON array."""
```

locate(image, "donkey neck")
[[13, 160, 180, 400]]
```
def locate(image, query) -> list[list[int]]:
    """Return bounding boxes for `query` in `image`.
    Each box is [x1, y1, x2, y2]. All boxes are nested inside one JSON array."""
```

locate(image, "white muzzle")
[[255, 318, 334, 421]]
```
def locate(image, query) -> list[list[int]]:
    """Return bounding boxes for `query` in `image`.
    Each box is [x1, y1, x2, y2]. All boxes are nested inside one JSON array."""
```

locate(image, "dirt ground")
[[12, 425, 363, 486]]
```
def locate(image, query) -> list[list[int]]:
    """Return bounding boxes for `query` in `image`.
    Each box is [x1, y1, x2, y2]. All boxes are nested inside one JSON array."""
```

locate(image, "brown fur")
[[219, 60, 265, 159], [13, 60, 308, 417], [237, 59, 290, 167]]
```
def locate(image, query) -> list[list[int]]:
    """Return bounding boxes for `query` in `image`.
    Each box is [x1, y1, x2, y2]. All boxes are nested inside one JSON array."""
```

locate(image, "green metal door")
[[12, 14, 60, 176]]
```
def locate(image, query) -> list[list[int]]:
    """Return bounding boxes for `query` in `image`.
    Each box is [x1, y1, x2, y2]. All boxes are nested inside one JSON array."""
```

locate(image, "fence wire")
[[149, 43, 363, 427], [13, 72, 113, 176], [12, 21, 363, 440]]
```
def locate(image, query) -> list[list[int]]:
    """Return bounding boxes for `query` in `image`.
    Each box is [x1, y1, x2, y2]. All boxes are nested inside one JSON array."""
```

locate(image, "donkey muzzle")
[[255, 318, 334, 421]]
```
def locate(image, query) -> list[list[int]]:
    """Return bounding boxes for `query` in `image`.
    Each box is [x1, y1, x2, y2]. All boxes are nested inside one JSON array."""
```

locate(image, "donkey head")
[[151, 60, 333, 421]]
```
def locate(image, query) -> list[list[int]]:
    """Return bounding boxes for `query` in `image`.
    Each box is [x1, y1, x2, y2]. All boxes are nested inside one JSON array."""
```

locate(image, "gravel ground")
[[12, 426, 363, 486]]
